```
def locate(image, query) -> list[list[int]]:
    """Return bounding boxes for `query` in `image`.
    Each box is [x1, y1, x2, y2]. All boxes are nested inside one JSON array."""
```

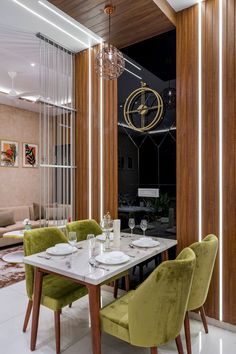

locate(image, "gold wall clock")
[[123, 82, 164, 132]]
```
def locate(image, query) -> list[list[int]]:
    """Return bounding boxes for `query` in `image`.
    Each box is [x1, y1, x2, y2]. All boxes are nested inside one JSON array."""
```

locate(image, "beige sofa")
[[0, 205, 42, 247], [0, 204, 70, 248]]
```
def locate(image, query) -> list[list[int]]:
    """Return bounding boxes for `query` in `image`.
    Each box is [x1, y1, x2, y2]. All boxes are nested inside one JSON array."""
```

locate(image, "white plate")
[[96, 232, 114, 241], [46, 246, 77, 256], [132, 238, 160, 248], [95, 251, 130, 265]]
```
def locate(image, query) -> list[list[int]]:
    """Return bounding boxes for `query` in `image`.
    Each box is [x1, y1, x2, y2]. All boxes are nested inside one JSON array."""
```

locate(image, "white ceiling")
[[0, 0, 102, 112], [166, 0, 198, 12]]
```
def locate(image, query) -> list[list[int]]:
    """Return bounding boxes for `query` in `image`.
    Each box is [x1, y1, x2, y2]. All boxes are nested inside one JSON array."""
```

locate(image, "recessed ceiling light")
[[30, 63, 36, 67]]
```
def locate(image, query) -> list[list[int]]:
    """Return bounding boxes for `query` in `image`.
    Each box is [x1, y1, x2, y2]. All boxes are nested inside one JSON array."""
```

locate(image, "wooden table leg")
[[161, 250, 169, 262], [87, 284, 101, 354], [31, 267, 43, 351]]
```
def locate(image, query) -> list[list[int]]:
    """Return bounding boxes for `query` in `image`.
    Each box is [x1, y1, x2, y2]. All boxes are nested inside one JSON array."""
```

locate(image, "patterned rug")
[[0, 246, 25, 288]]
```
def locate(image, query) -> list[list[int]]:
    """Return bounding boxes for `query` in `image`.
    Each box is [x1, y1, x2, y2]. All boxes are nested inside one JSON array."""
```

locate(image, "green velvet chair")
[[184, 234, 218, 354], [23, 227, 88, 354], [66, 219, 130, 297], [100, 247, 196, 354]]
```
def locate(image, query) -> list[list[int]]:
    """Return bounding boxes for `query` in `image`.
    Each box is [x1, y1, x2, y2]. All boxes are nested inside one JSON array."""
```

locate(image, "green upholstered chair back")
[[187, 234, 218, 311], [66, 219, 102, 241], [24, 227, 67, 299], [128, 247, 196, 347]]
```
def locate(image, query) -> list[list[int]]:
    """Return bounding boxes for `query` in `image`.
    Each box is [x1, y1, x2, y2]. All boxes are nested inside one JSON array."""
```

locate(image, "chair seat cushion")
[[41, 274, 88, 311], [100, 290, 135, 343]]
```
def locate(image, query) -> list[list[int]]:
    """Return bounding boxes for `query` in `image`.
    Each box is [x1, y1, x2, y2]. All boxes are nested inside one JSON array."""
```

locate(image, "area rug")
[[0, 246, 25, 288]]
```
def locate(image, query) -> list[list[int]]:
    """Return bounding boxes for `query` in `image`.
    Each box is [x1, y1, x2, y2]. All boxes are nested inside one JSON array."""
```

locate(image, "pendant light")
[[95, 5, 125, 80]]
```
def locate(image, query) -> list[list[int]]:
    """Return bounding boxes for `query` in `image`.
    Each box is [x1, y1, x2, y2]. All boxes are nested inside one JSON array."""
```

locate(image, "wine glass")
[[68, 231, 77, 247], [128, 218, 135, 234], [140, 219, 148, 236]]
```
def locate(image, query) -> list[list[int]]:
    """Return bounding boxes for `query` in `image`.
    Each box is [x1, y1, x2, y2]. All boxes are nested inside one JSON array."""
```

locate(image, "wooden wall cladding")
[[176, 5, 199, 252], [177, 0, 236, 325], [222, 0, 236, 325], [201, 0, 219, 320], [75, 50, 89, 220], [75, 45, 118, 222]]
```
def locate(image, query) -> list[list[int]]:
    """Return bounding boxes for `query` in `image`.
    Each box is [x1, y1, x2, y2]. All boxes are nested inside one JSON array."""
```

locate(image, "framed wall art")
[[23, 143, 38, 168], [0, 140, 19, 167]]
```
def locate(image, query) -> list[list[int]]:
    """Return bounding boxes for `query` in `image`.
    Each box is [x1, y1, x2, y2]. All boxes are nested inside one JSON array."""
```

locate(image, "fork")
[[89, 260, 110, 271]]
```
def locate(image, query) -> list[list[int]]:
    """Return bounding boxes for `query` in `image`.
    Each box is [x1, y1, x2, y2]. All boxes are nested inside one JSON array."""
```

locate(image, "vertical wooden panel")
[[223, 0, 236, 325], [202, 0, 219, 320], [176, 5, 199, 251], [75, 50, 89, 220], [75, 45, 118, 222], [104, 78, 118, 219]]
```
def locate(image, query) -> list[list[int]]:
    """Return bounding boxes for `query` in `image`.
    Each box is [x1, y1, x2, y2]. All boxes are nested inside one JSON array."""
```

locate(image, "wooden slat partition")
[[75, 45, 118, 222], [222, 0, 236, 325], [176, 5, 199, 251]]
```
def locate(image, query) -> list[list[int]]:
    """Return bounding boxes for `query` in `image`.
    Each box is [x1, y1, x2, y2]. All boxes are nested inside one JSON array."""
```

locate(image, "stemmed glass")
[[140, 219, 148, 236], [128, 218, 135, 234], [68, 231, 77, 247]]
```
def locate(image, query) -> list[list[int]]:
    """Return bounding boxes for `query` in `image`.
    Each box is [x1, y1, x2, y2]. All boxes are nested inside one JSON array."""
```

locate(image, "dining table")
[[24, 232, 177, 354]]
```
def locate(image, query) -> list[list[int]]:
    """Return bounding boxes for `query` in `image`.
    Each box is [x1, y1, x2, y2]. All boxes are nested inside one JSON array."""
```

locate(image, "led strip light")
[[219, 0, 223, 322], [88, 47, 92, 218], [13, 0, 89, 47], [198, 0, 202, 242], [100, 42, 104, 220], [38, 1, 101, 43]]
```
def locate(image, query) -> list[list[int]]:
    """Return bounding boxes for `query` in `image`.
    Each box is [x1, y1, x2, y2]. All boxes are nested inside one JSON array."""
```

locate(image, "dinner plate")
[[96, 232, 114, 241], [132, 238, 160, 248], [95, 251, 130, 265], [46, 246, 77, 256]]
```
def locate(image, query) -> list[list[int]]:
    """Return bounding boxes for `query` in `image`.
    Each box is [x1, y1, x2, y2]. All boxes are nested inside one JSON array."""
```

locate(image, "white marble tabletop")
[[23, 233, 177, 285]]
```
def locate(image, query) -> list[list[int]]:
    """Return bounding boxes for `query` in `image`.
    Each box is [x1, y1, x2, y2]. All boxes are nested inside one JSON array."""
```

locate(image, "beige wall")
[[0, 103, 40, 207]]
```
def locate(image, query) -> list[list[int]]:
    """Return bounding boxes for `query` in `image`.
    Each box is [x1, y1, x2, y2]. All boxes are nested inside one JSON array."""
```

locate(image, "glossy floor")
[[0, 281, 235, 354]]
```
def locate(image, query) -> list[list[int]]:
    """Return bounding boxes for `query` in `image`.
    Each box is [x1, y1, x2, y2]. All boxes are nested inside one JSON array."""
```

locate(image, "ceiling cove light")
[[38, 1, 101, 43], [124, 67, 142, 80], [13, 0, 89, 47], [124, 58, 141, 71], [198, 0, 202, 242]]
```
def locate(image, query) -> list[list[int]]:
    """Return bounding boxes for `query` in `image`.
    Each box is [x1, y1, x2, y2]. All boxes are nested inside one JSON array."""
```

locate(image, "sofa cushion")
[[0, 211, 15, 227], [0, 206, 30, 222]]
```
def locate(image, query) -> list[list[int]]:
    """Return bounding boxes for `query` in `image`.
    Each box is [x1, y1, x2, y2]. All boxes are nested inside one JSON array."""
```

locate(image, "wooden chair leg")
[[113, 279, 118, 298], [54, 310, 61, 354], [125, 274, 130, 292], [175, 335, 184, 354], [150, 347, 158, 354], [184, 311, 192, 354], [23, 300, 33, 332], [200, 306, 208, 334]]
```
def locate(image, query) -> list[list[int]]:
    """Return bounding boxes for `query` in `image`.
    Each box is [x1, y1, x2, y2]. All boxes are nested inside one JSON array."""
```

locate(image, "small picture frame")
[[23, 143, 38, 168], [0, 140, 19, 167]]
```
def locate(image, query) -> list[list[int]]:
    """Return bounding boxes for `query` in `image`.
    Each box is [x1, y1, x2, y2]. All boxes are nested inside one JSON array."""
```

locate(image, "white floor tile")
[[0, 281, 235, 354]]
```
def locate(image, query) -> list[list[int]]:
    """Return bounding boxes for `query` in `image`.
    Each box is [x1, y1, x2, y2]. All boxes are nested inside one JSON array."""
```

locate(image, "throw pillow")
[[0, 211, 15, 227]]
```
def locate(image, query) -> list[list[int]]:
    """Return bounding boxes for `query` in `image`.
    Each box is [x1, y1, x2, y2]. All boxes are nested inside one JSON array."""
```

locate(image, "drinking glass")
[[140, 219, 148, 236], [68, 231, 77, 247], [128, 218, 135, 234], [87, 234, 96, 259]]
